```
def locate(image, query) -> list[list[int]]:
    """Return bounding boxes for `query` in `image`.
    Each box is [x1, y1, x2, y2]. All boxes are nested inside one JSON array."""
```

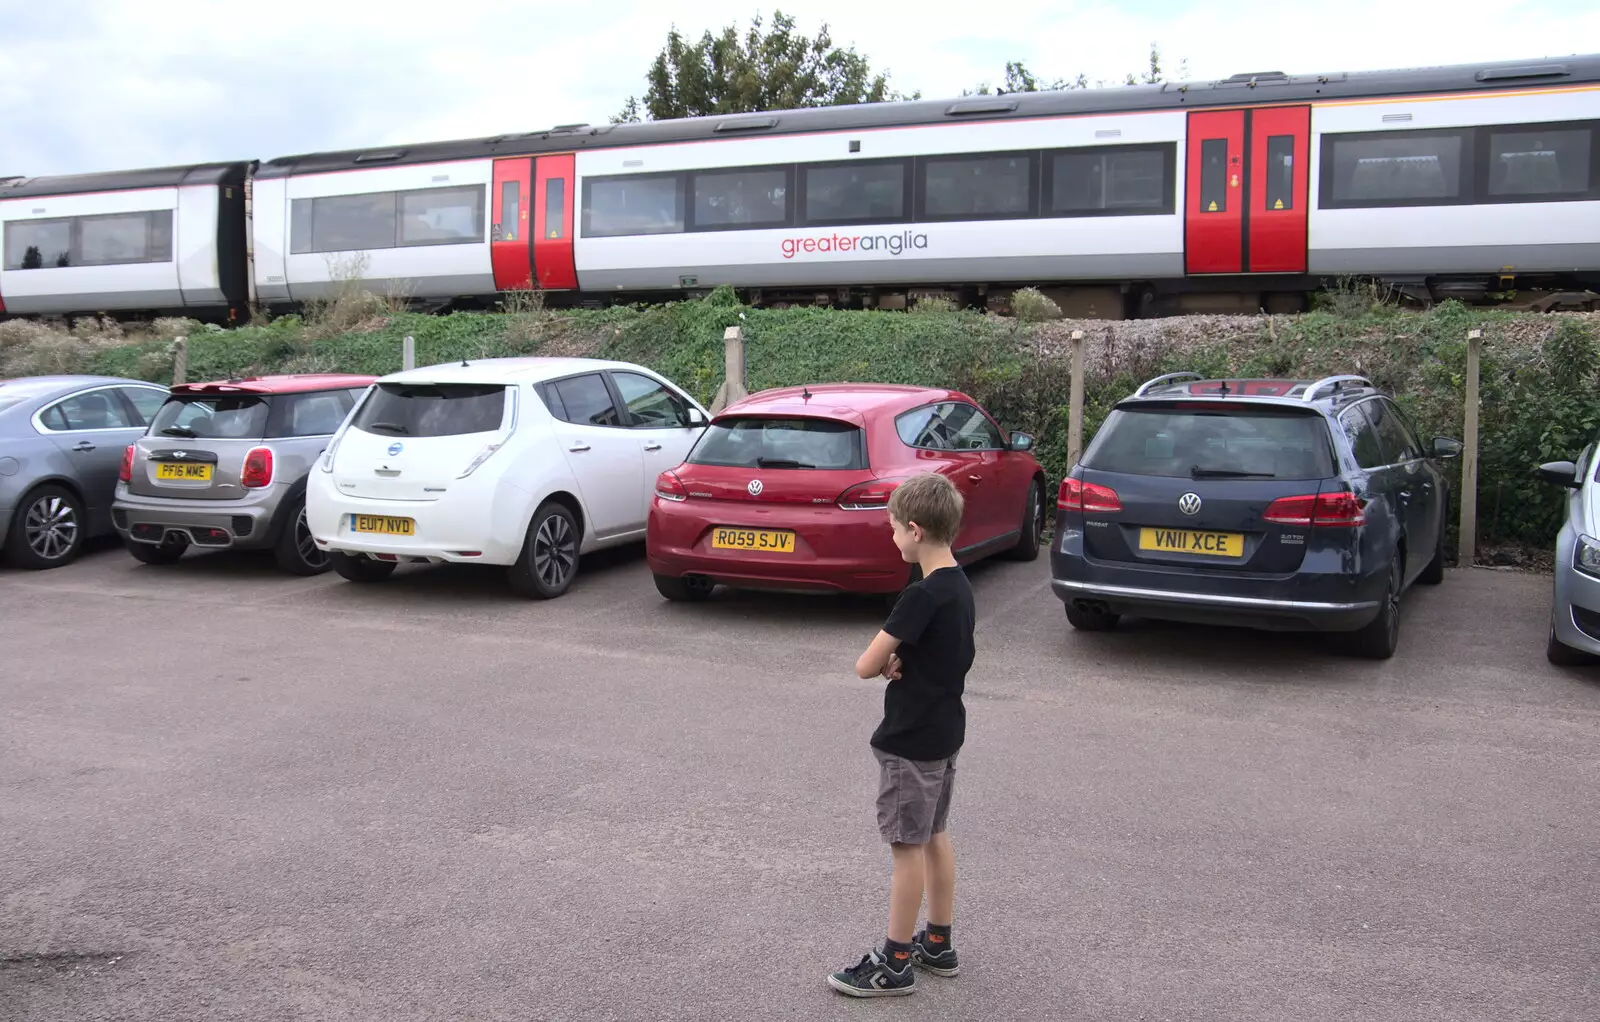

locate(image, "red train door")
[[491, 158, 534, 290], [1184, 106, 1309, 275], [533, 154, 577, 290]]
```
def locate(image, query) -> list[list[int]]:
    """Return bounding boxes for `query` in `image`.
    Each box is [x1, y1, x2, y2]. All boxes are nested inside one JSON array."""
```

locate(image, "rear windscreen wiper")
[[756, 457, 812, 468], [1190, 467, 1276, 478], [159, 426, 198, 438], [366, 422, 410, 434]]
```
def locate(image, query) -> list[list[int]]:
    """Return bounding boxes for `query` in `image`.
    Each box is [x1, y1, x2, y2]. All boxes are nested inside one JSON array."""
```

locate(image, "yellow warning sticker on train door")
[[1274, 199, 1284, 209], [1207, 200, 1218, 212]]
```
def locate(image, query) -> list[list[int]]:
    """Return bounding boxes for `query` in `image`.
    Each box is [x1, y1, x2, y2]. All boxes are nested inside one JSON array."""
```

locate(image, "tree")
[[613, 11, 917, 123]]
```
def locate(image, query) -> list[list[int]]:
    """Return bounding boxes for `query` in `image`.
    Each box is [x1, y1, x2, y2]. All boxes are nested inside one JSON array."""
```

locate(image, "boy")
[[828, 472, 974, 998]]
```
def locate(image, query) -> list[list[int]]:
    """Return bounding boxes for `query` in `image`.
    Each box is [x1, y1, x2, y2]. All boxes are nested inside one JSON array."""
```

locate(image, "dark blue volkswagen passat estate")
[[1050, 373, 1461, 659]]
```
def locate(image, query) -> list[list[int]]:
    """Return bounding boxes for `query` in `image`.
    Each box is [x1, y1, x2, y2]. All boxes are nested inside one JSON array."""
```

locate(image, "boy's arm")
[[855, 630, 902, 680]]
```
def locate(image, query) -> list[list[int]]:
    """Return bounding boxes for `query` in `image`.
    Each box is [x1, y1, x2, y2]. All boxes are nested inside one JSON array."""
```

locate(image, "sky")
[[2, 0, 1596, 180]]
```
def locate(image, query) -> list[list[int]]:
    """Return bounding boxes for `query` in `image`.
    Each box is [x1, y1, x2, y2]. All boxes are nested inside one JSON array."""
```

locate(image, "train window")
[[582, 173, 684, 238], [1265, 135, 1294, 210], [77, 210, 172, 266], [545, 178, 566, 239], [398, 185, 484, 247], [3, 218, 71, 270], [691, 168, 789, 229], [1319, 129, 1466, 207], [500, 181, 521, 241], [800, 160, 908, 225], [1046, 144, 1173, 216], [1488, 125, 1592, 197], [1199, 139, 1228, 212], [920, 153, 1034, 220], [295, 192, 397, 254]]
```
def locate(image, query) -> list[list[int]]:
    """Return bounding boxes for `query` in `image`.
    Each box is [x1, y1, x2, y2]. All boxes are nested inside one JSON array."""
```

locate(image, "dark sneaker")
[[911, 930, 960, 976], [827, 949, 916, 997]]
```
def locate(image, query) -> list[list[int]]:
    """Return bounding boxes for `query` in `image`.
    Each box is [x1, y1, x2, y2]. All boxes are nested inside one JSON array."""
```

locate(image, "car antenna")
[[1218, 380, 1230, 398], [802, 385, 812, 400]]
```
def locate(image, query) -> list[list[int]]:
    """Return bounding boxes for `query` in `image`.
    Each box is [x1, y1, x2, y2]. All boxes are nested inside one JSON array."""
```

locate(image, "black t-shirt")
[[870, 566, 974, 761]]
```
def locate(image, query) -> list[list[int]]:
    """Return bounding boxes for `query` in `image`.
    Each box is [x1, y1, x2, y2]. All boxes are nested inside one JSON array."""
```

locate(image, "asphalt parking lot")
[[3, 539, 1597, 1022]]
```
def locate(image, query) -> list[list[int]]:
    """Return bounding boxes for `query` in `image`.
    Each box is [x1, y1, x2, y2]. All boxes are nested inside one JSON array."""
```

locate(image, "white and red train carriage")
[[3, 52, 1598, 321]]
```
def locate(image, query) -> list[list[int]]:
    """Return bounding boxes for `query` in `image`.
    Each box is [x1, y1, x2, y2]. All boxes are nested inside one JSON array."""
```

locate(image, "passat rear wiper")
[[366, 422, 410, 434], [1191, 467, 1275, 478]]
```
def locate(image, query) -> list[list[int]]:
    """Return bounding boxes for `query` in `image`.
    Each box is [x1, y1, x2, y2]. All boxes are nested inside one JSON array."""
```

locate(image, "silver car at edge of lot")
[[1538, 445, 1600, 665], [0, 375, 171, 569]]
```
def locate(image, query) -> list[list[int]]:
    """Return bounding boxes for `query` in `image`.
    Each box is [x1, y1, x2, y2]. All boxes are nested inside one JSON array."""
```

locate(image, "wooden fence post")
[[1459, 327, 1482, 567], [710, 325, 748, 413], [402, 334, 416, 371], [171, 336, 187, 386], [1067, 329, 1086, 467]]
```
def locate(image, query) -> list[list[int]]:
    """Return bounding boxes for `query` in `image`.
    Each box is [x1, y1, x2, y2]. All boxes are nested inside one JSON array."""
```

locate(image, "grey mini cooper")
[[113, 374, 376, 574]]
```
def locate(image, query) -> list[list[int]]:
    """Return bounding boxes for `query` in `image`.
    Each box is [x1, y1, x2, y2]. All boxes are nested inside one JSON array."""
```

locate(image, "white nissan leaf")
[[307, 357, 709, 598]]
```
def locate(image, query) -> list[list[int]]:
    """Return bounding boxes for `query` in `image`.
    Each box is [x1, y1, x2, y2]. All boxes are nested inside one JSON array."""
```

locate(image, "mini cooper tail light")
[[118, 444, 135, 482], [241, 447, 274, 489], [1057, 477, 1122, 513]]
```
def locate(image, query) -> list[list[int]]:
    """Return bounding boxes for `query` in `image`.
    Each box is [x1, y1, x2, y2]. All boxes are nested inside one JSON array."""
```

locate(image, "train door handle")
[[569, 444, 591, 453], [643, 442, 663, 452], [72, 441, 96, 452]]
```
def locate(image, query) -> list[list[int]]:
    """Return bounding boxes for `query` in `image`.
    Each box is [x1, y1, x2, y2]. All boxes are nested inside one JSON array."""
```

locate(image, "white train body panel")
[[278, 159, 495, 302], [252, 175, 290, 303], [572, 111, 1189, 291], [0, 188, 184, 313], [1309, 86, 1600, 275], [174, 184, 225, 304]]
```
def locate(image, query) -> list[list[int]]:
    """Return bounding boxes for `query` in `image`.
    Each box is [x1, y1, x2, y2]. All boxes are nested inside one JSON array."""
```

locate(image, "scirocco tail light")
[[655, 470, 689, 502], [1057, 477, 1122, 513], [837, 478, 901, 511], [1263, 491, 1366, 527], [118, 444, 135, 482], [240, 447, 274, 489]]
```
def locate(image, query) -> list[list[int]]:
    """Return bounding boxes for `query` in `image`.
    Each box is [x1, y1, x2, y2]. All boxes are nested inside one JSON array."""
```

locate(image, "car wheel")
[[1546, 624, 1595, 666], [1004, 480, 1044, 562], [123, 534, 188, 565], [1065, 602, 1120, 631], [508, 501, 579, 599], [1351, 557, 1402, 660], [654, 573, 715, 602], [273, 498, 331, 576], [330, 551, 397, 583], [5, 484, 85, 570]]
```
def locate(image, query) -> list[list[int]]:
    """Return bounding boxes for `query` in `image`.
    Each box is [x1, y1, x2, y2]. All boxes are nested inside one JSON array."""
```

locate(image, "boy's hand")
[[881, 654, 902, 680]]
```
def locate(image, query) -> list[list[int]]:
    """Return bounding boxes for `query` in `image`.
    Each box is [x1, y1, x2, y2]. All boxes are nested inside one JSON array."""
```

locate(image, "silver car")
[[113, 374, 376, 574], [1538, 447, 1600, 665], [0, 375, 171, 569]]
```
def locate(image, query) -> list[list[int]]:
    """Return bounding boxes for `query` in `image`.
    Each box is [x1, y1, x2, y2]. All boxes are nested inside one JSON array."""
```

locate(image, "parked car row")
[[0, 360, 1584, 665]]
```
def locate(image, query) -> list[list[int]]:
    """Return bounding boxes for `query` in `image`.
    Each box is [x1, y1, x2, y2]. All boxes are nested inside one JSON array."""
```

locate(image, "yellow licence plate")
[[1139, 527, 1244, 558], [156, 462, 212, 481], [352, 515, 415, 536], [710, 527, 795, 553]]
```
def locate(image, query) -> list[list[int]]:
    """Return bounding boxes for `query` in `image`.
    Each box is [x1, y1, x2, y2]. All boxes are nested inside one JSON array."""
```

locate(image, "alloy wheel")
[[295, 506, 328, 570], [25, 494, 79, 561], [533, 513, 577, 588]]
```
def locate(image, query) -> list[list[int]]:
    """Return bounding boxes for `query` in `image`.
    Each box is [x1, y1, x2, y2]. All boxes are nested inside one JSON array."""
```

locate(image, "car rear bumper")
[[305, 472, 526, 566], [1051, 577, 1381, 631], [646, 498, 911, 594], [112, 487, 282, 550]]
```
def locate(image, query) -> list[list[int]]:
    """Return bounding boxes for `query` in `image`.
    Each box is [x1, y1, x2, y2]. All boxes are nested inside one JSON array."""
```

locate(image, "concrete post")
[[1067, 329, 1086, 467], [710, 325, 749, 413], [402, 335, 416, 371], [1459, 328, 1482, 567], [172, 337, 188, 386]]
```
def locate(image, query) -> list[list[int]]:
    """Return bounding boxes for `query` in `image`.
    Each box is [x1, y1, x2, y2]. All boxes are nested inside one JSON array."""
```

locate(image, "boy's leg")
[[911, 754, 960, 976], [922, 830, 956, 926], [888, 841, 926, 943]]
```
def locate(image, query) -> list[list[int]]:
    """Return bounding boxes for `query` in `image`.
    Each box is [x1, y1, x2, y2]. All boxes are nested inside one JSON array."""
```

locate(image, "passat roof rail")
[[1302, 375, 1374, 402], [1133, 372, 1206, 397]]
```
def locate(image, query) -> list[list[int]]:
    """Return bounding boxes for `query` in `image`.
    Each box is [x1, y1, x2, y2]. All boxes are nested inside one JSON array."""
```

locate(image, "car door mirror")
[[1009, 431, 1035, 452], [687, 407, 708, 427], [1431, 436, 1463, 459], [1536, 460, 1582, 489]]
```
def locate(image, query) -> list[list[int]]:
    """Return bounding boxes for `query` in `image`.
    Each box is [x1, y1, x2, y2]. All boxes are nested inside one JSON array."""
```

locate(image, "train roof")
[[253, 52, 1600, 179], [0, 161, 252, 200]]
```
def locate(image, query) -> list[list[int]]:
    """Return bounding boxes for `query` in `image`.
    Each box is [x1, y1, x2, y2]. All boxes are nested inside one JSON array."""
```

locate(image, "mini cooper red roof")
[[173, 373, 378, 396], [723, 382, 963, 420]]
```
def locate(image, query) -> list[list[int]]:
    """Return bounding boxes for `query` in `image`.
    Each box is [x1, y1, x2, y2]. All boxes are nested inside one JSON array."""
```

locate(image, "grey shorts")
[[873, 748, 958, 845]]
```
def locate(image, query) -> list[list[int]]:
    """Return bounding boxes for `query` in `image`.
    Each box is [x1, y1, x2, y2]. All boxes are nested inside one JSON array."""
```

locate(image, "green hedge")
[[5, 289, 1596, 550]]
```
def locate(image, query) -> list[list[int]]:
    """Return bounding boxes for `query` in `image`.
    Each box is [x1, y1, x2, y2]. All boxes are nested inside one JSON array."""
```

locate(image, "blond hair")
[[888, 472, 964, 544]]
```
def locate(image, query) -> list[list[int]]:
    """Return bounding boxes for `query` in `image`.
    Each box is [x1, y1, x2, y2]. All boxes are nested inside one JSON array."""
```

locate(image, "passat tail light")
[[118, 444, 135, 482], [241, 447, 274, 489], [1263, 491, 1366, 527], [655, 470, 688, 502], [1057, 477, 1122, 513], [837, 478, 901, 511]]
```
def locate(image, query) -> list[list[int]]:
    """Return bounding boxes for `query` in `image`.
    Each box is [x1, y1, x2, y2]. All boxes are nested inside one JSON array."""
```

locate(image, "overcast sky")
[[2, 0, 1595, 179]]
